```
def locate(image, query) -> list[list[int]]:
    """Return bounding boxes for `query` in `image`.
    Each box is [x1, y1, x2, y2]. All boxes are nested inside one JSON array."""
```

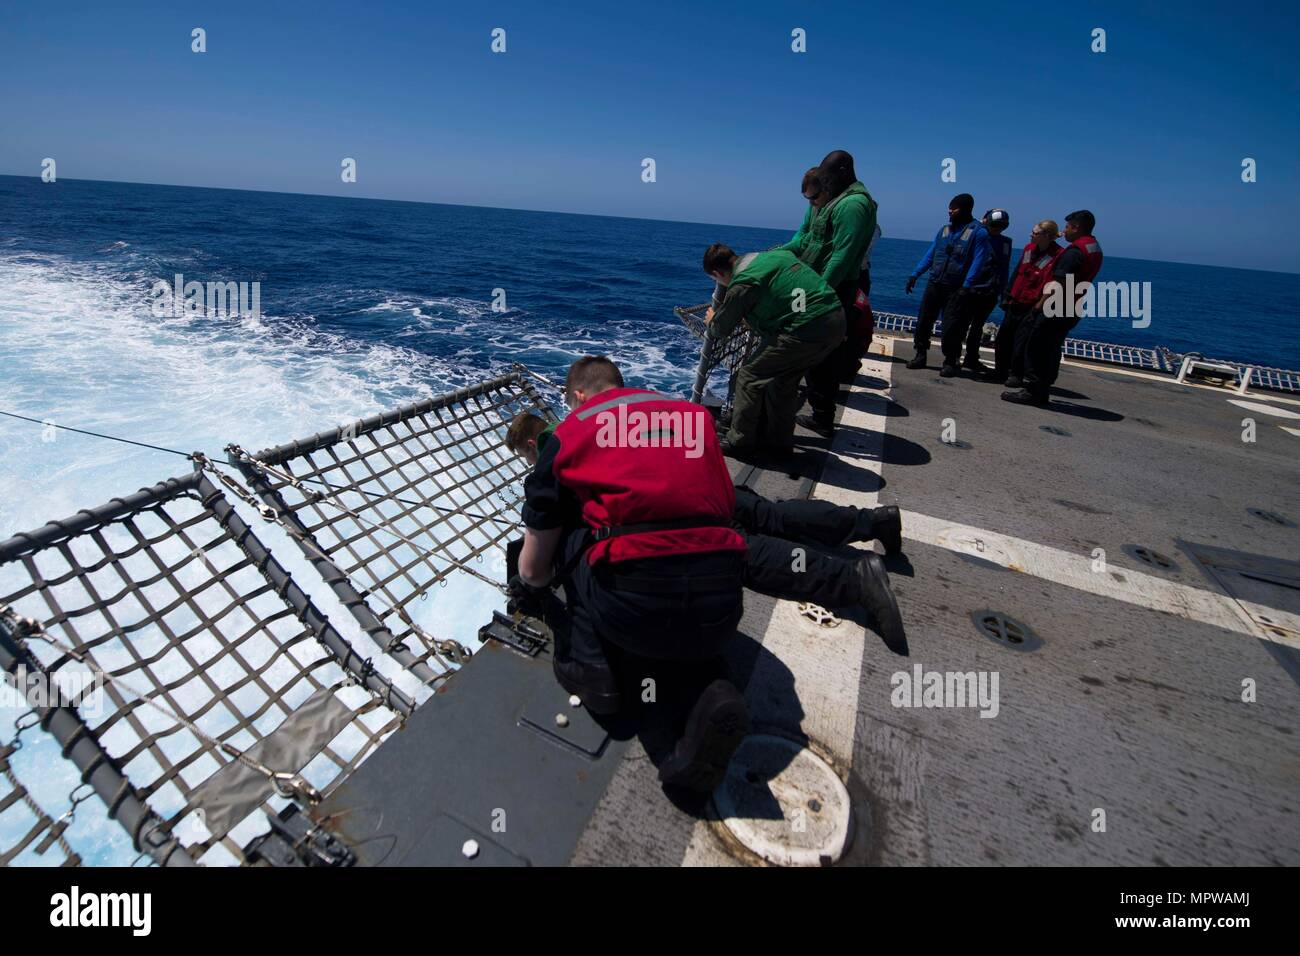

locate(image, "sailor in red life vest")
[[1003, 210, 1103, 407], [986, 219, 1063, 386], [517, 356, 750, 790], [506, 407, 906, 638], [515, 356, 906, 792]]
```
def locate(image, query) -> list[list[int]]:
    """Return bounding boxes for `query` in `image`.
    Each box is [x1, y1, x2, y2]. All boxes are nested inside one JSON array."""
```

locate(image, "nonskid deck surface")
[[571, 339, 1300, 866]]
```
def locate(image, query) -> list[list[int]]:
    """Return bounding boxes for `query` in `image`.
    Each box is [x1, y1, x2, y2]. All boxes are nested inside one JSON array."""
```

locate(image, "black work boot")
[[795, 413, 834, 439], [939, 364, 958, 378], [857, 553, 906, 652], [657, 679, 749, 793], [1000, 388, 1049, 408], [553, 655, 621, 715], [718, 437, 757, 461], [906, 351, 928, 369], [855, 505, 902, 554], [1003, 374, 1024, 389]]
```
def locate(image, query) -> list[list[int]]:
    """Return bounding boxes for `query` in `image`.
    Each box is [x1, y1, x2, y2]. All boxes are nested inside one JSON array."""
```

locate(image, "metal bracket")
[[245, 805, 355, 867], [479, 610, 549, 657]]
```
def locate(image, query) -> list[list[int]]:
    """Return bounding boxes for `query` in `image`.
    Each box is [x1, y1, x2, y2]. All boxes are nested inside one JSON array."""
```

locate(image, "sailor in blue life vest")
[[512, 356, 906, 791], [938, 208, 1012, 378], [904, 193, 993, 370], [1003, 209, 1104, 407]]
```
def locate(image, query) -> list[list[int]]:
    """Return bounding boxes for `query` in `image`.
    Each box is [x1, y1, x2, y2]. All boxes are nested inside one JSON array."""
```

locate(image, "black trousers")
[[559, 488, 864, 668], [913, 280, 960, 353], [940, 290, 998, 368], [559, 529, 744, 667], [737, 485, 862, 605], [1022, 310, 1080, 399], [994, 302, 1036, 379]]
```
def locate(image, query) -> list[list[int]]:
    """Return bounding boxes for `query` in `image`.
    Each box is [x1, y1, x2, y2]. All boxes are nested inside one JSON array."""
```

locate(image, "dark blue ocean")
[[2, 172, 1299, 542], [5, 175, 1298, 388]]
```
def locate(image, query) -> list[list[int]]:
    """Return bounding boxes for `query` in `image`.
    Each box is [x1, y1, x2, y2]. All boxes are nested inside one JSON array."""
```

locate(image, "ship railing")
[[682, 306, 1299, 395], [675, 303, 759, 413]]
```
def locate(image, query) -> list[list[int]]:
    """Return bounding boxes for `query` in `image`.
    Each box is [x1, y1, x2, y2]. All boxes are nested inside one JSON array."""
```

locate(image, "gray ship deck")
[[570, 337, 1300, 866]]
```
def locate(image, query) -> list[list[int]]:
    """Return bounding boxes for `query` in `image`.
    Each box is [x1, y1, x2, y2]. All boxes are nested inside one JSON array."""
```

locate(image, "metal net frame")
[[676, 302, 760, 415], [232, 370, 557, 688], [0, 711, 83, 867], [0, 471, 413, 867]]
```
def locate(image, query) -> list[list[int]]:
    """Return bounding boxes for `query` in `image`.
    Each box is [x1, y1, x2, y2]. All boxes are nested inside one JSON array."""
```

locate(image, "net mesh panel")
[[0, 716, 81, 867], [0, 472, 405, 866], [676, 303, 759, 414], [237, 371, 555, 686]]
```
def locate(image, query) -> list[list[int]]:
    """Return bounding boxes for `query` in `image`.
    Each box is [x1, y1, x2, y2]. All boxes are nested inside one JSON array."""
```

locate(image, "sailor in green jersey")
[[702, 243, 845, 458], [779, 152, 878, 293], [780, 150, 880, 437]]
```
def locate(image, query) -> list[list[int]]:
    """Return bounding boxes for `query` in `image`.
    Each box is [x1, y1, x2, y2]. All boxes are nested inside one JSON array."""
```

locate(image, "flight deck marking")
[[902, 511, 1298, 649], [1227, 399, 1300, 420], [679, 345, 899, 866]]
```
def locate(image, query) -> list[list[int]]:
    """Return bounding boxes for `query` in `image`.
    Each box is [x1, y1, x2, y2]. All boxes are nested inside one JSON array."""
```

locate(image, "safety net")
[[0, 710, 84, 867], [676, 302, 759, 415], [231, 369, 557, 689], [0, 470, 413, 866]]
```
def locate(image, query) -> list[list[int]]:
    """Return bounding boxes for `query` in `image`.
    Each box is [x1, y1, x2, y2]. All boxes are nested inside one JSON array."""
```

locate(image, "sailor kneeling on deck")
[[508, 410, 906, 603], [702, 244, 846, 460], [510, 358, 906, 790]]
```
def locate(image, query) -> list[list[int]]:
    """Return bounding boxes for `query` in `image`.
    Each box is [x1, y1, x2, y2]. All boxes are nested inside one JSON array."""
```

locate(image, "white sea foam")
[[0, 254, 519, 864]]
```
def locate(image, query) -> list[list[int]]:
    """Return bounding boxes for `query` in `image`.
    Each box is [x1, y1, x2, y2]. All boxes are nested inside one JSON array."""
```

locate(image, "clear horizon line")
[[2, 171, 1297, 278]]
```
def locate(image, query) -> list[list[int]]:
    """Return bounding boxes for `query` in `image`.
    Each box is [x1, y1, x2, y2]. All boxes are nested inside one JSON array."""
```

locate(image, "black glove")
[[507, 574, 549, 617], [905, 276, 917, 294]]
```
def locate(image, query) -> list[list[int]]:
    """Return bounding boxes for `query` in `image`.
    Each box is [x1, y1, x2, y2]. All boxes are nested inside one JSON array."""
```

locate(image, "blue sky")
[[2, 0, 1297, 272]]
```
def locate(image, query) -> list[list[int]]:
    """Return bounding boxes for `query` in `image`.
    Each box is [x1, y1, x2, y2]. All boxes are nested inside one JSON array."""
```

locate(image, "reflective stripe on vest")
[[552, 388, 746, 565], [1069, 235, 1104, 285], [1007, 241, 1063, 304], [575, 390, 666, 421], [930, 223, 977, 285]]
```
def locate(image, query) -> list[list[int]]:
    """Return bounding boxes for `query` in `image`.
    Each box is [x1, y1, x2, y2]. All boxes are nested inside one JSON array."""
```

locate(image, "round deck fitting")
[[1123, 544, 1177, 571], [713, 734, 852, 867], [971, 610, 1043, 651]]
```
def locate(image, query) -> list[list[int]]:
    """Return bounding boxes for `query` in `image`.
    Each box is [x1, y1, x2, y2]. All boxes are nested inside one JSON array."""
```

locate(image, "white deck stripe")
[[902, 510, 1296, 648], [680, 344, 897, 866], [1227, 399, 1300, 420]]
